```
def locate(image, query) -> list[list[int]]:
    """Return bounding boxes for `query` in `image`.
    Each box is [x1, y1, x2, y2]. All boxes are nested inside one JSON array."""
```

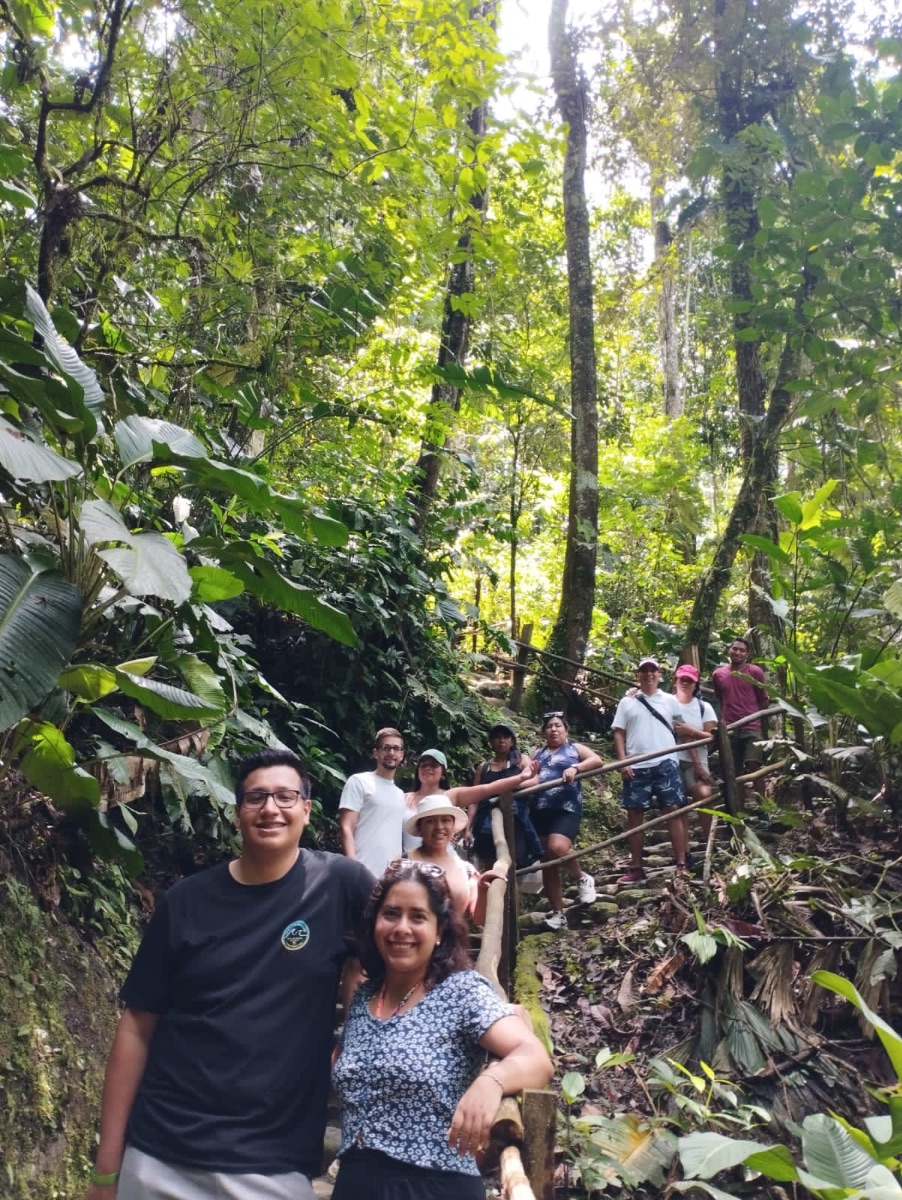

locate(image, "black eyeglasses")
[[241, 789, 304, 809]]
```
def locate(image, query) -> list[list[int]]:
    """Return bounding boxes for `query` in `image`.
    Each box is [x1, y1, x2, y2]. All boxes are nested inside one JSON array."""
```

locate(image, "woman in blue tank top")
[[531, 713, 603, 931]]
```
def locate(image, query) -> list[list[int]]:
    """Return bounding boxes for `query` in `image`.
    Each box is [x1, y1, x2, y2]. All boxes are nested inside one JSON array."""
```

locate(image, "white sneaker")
[[545, 910, 568, 931], [577, 873, 597, 904]]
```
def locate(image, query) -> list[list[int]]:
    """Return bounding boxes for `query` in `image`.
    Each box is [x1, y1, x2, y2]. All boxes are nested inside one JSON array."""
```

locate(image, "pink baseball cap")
[[675, 664, 700, 682]]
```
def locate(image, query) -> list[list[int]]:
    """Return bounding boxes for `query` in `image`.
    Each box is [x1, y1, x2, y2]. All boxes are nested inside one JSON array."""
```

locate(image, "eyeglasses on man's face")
[[241, 789, 304, 809]]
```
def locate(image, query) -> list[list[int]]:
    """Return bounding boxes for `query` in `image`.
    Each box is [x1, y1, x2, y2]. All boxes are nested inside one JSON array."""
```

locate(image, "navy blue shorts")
[[532, 806, 581, 843], [621, 760, 687, 811]]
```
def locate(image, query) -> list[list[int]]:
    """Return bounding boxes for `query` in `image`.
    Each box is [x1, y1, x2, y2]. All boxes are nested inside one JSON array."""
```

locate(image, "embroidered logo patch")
[[281, 919, 310, 951]]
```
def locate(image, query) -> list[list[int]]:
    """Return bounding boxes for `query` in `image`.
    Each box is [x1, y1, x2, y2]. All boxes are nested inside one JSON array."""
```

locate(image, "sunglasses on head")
[[542, 711, 565, 720]]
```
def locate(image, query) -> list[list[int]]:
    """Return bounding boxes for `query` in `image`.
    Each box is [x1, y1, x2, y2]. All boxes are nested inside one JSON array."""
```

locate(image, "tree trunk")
[[411, 63, 492, 535], [539, 0, 599, 712], [651, 180, 683, 419], [685, 326, 804, 654]]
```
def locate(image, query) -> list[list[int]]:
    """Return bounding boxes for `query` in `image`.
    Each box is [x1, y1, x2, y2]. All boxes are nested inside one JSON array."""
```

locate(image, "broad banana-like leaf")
[[114, 415, 206, 468], [150, 443, 349, 547], [0, 554, 81, 730], [679, 1132, 774, 1180], [24, 282, 105, 434], [189, 565, 244, 602], [58, 663, 119, 702], [584, 1114, 677, 1188], [93, 709, 235, 807], [0, 415, 82, 482], [226, 556, 357, 646], [113, 670, 221, 720], [176, 654, 229, 715], [801, 1113, 877, 1189], [15, 720, 100, 813], [81, 499, 192, 603]]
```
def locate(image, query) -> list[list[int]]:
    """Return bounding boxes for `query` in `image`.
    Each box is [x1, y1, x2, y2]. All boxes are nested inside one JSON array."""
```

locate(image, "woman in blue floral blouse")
[[332, 859, 552, 1199]]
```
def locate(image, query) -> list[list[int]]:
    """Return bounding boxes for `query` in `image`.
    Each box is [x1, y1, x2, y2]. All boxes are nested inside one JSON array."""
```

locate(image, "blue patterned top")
[[532, 742, 582, 814], [333, 969, 511, 1174]]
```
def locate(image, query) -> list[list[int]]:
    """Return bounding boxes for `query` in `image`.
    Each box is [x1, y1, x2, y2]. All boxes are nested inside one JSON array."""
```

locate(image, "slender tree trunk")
[[540, 0, 599, 708], [651, 180, 683, 419], [685, 311, 806, 654], [411, 8, 494, 535]]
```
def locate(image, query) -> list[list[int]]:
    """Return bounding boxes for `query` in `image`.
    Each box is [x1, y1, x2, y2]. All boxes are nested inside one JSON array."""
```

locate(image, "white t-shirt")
[[339, 771, 406, 877], [674, 697, 717, 767], [612, 689, 685, 769]]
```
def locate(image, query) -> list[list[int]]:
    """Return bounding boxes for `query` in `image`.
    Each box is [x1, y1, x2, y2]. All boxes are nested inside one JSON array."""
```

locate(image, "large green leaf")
[[175, 653, 229, 715], [114, 416, 206, 468], [0, 555, 82, 731], [24, 282, 105, 435], [150, 444, 348, 547], [58, 663, 119, 702], [0, 416, 82, 482], [189, 565, 244, 602], [113, 670, 222, 720], [801, 1113, 876, 1189], [80, 499, 192, 603], [813, 971, 902, 1080], [679, 1133, 774, 1180], [583, 1114, 677, 1189], [225, 556, 358, 646], [15, 720, 100, 813], [92, 710, 235, 806]]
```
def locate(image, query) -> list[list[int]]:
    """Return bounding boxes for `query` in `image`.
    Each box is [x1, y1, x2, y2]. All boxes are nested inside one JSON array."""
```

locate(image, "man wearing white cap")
[[611, 658, 704, 882]]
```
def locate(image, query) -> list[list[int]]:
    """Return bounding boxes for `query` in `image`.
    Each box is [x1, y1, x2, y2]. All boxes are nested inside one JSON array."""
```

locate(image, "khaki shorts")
[[119, 1147, 316, 1200]]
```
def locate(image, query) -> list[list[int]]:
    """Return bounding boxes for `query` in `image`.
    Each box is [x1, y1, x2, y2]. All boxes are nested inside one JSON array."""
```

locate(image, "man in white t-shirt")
[[338, 728, 406, 877], [612, 658, 704, 883]]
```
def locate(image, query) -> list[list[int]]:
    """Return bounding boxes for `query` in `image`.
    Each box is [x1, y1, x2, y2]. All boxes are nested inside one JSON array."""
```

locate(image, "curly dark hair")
[[356, 860, 471, 987]]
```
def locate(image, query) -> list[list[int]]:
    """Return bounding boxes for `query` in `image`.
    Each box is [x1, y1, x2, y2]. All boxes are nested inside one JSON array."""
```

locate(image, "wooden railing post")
[[499, 796, 517, 993], [510, 623, 533, 713], [716, 720, 739, 816], [522, 1089, 557, 1200]]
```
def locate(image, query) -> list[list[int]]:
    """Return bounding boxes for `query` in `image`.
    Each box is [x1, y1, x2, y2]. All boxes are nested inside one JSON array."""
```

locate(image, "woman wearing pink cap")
[[673, 665, 718, 846]]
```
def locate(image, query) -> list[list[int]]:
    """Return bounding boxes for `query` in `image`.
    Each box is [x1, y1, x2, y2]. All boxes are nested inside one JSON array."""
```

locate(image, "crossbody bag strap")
[[635, 693, 675, 736]]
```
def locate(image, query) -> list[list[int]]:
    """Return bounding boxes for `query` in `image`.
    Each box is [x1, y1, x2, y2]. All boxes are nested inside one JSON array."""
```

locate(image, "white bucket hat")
[[404, 795, 469, 838]]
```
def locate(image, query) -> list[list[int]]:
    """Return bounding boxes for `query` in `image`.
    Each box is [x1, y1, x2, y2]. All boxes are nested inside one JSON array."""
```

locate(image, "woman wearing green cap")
[[402, 750, 535, 919]]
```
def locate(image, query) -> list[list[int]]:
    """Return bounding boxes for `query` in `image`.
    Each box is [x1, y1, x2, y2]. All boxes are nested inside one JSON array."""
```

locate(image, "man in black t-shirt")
[[86, 748, 374, 1200]]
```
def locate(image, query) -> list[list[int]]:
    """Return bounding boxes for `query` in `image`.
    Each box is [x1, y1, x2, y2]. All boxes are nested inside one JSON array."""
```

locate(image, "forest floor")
[[516, 780, 902, 1198]]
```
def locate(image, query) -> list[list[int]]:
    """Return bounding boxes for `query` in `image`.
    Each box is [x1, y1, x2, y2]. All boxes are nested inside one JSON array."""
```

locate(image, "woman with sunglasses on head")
[[531, 712, 604, 931], [332, 861, 553, 1200], [404, 748, 535, 920]]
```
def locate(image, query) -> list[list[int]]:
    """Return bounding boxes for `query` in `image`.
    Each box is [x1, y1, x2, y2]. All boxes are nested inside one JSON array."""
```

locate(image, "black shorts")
[[531, 806, 581, 844], [333, 1148, 485, 1200]]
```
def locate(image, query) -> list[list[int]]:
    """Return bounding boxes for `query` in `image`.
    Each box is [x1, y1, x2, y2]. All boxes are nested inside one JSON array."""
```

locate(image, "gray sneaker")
[[545, 910, 568, 931], [577, 872, 597, 904]]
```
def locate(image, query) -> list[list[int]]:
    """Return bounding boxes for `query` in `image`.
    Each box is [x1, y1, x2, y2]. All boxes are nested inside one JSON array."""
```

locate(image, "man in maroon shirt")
[[712, 637, 769, 775]]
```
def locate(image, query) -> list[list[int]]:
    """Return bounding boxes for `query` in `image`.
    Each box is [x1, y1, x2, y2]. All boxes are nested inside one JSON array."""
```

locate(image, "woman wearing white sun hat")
[[402, 751, 534, 921]]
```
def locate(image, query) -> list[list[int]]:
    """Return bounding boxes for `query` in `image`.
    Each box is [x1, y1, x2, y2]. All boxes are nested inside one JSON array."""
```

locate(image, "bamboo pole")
[[474, 806, 536, 1199]]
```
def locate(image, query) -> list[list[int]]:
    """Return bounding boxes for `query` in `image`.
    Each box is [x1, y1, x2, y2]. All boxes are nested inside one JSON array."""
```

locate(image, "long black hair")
[[356, 860, 471, 987]]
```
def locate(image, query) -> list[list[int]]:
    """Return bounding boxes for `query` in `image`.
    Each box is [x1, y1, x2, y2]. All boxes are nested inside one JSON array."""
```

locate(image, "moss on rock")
[[0, 879, 118, 1199], [513, 933, 554, 1054]]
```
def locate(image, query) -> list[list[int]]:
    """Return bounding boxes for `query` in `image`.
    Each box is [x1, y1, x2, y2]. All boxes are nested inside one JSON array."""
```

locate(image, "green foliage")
[[675, 974, 902, 1197]]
